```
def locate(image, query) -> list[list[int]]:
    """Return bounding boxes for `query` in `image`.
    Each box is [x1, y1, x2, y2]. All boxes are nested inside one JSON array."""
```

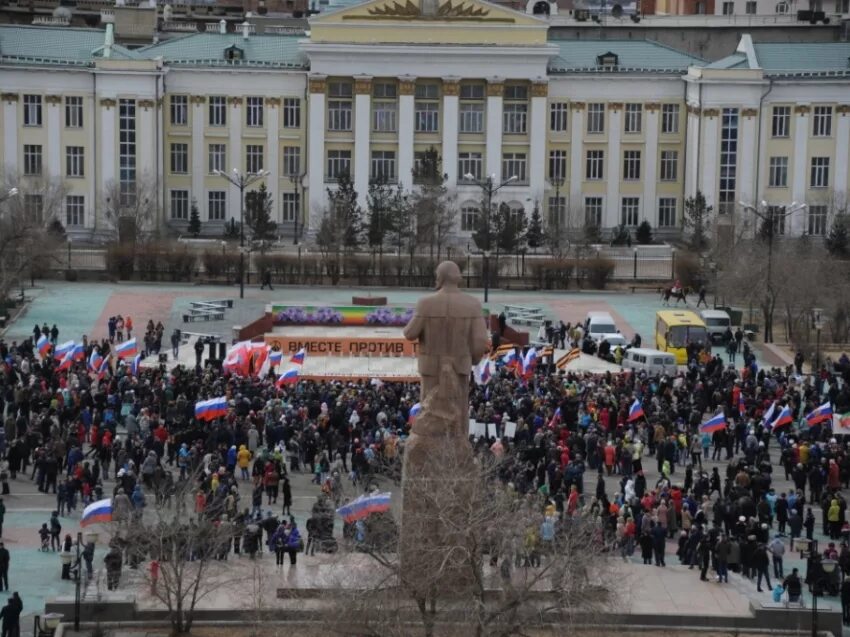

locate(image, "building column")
[[137, 99, 155, 212], [791, 105, 810, 235], [606, 103, 622, 228], [643, 103, 659, 226], [738, 107, 757, 213], [87, 95, 97, 231], [684, 105, 701, 200], [98, 98, 117, 232], [485, 78, 503, 184], [191, 96, 205, 210], [441, 77, 459, 189], [2, 95, 17, 175], [353, 75, 372, 208], [265, 97, 280, 221], [228, 97, 243, 224], [569, 102, 584, 223], [306, 75, 327, 235], [835, 107, 850, 199], [529, 80, 547, 203], [45, 95, 61, 180], [699, 110, 718, 210], [398, 76, 416, 190]]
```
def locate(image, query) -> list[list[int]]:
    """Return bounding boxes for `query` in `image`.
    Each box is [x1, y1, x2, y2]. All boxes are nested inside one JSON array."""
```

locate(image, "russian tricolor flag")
[[521, 347, 538, 378], [501, 348, 518, 370], [290, 348, 306, 365], [805, 401, 832, 426], [56, 350, 74, 372], [269, 350, 283, 366], [738, 393, 746, 417], [336, 492, 391, 523], [475, 357, 491, 386], [130, 353, 141, 376], [115, 338, 137, 359], [408, 402, 421, 424], [772, 405, 794, 430], [36, 335, 51, 357], [207, 396, 228, 419], [700, 412, 727, 433], [276, 368, 299, 387], [96, 357, 110, 380], [81, 498, 113, 527], [548, 406, 562, 429], [54, 340, 74, 360], [762, 401, 776, 426], [71, 342, 86, 362], [627, 398, 645, 422], [88, 349, 102, 373]]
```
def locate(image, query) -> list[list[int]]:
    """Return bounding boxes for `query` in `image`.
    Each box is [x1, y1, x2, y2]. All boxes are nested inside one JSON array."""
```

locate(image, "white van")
[[700, 309, 732, 343], [586, 311, 619, 344], [621, 348, 677, 375]]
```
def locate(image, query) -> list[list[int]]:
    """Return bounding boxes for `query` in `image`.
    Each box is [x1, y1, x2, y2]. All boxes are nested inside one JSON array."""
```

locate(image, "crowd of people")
[[2, 316, 850, 621]]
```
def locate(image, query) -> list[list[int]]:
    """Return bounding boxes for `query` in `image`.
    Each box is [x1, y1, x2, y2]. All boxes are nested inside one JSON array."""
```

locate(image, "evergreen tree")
[[826, 214, 850, 258], [408, 146, 454, 259], [245, 183, 277, 242], [187, 198, 202, 237], [635, 220, 653, 245], [223, 218, 239, 239], [526, 201, 544, 251], [684, 190, 712, 250], [366, 176, 395, 251], [495, 202, 527, 254]]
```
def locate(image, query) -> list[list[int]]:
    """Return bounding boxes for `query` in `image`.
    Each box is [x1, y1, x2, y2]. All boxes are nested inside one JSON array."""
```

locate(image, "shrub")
[[636, 221, 653, 245], [162, 246, 196, 281], [135, 244, 160, 281], [105, 244, 135, 280], [202, 250, 224, 278], [64, 269, 78, 282], [580, 257, 616, 290], [675, 252, 703, 289], [530, 258, 574, 290]]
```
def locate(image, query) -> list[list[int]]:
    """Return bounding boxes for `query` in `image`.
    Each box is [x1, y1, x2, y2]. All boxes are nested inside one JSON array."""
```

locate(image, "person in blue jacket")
[[285, 522, 302, 566]]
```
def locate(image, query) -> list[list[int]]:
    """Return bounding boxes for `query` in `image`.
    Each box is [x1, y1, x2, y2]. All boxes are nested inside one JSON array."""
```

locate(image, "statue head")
[[435, 261, 462, 290]]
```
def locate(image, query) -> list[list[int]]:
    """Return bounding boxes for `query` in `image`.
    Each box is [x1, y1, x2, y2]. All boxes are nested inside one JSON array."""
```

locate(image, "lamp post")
[[73, 531, 82, 631], [214, 168, 269, 298], [464, 173, 517, 303], [812, 558, 837, 637], [813, 308, 824, 374], [738, 200, 807, 343], [551, 176, 564, 253], [288, 171, 307, 245]]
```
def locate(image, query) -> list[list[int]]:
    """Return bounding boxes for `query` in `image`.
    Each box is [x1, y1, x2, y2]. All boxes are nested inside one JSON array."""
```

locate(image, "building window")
[[326, 149, 351, 181], [170, 95, 188, 126], [459, 103, 484, 134], [461, 204, 479, 232], [722, 1, 733, 13], [503, 103, 527, 135], [585, 197, 603, 227], [415, 84, 440, 133], [282, 192, 299, 223], [283, 146, 301, 177], [660, 150, 678, 181], [328, 82, 353, 131], [24, 194, 44, 224], [745, 0, 756, 12], [458, 152, 483, 183], [460, 84, 485, 100], [245, 96, 264, 127], [170, 143, 188, 174], [658, 197, 676, 227], [208, 144, 226, 174], [246, 145, 264, 173], [65, 96, 83, 128], [587, 103, 605, 134], [209, 96, 227, 127], [502, 153, 527, 184], [372, 100, 397, 133], [65, 195, 84, 227], [119, 99, 136, 205], [548, 196, 566, 227], [768, 156, 788, 188], [550, 102, 568, 132], [624, 103, 642, 134], [621, 197, 640, 226], [623, 150, 641, 181], [771, 106, 790, 138], [371, 150, 396, 182], [208, 191, 226, 221], [661, 104, 679, 134], [767, 206, 786, 236], [23, 144, 42, 176], [170, 190, 189, 220], [718, 108, 738, 215], [549, 150, 567, 181], [283, 98, 300, 128], [586, 150, 604, 180], [65, 146, 84, 178], [808, 205, 828, 236], [813, 106, 833, 137], [810, 157, 830, 188], [23, 94, 42, 127]]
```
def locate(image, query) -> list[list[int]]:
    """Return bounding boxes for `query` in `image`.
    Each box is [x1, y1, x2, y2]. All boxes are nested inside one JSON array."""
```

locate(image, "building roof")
[[703, 52, 748, 69], [0, 25, 138, 66], [547, 38, 703, 73], [138, 33, 307, 68], [753, 42, 850, 76]]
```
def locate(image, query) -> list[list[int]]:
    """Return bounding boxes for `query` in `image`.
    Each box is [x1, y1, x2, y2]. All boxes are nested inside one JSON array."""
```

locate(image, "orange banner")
[[265, 334, 418, 357]]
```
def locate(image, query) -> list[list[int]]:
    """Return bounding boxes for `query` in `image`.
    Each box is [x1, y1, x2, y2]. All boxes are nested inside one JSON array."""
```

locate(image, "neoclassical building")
[[0, 2, 849, 244]]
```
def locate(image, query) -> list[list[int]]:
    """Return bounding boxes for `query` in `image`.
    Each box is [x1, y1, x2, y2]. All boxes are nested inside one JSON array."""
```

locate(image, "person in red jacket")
[[604, 442, 616, 476]]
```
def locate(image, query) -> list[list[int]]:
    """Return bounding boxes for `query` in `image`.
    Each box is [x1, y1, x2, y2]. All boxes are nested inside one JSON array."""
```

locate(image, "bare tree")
[[101, 172, 158, 242], [409, 147, 456, 260]]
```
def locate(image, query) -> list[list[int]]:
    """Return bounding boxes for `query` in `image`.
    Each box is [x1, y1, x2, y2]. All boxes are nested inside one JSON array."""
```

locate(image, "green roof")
[[754, 42, 850, 75], [139, 33, 306, 68], [0, 25, 138, 65], [547, 39, 703, 73], [704, 52, 748, 70]]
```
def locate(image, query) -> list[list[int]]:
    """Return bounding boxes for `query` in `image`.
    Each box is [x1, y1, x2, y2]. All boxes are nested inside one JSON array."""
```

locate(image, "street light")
[[464, 173, 517, 303], [288, 171, 307, 245], [214, 168, 269, 298], [811, 558, 837, 637], [813, 308, 824, 374], [738, 200, 807, 343]]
